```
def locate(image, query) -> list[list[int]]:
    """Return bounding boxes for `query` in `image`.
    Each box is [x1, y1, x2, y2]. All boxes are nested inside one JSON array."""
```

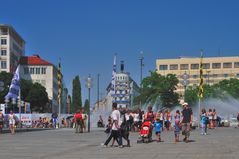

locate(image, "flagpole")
[[18, 65, 22, 128], [198, 98, 201, 128]]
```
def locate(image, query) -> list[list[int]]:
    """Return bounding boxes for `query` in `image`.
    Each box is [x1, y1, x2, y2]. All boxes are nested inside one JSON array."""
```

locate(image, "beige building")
[[0, 24, 25, 73], [156, 56, 239, 96], [20, 55, 59, 112]]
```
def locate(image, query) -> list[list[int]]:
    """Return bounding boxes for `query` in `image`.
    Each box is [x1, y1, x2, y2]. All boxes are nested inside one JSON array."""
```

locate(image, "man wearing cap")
[[181, 102, 193, 143], [0, 109, 4, 133]]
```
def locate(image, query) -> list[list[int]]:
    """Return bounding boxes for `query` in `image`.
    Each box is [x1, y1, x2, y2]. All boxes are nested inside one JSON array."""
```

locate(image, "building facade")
[[20, 55, 61, 112], [0, 24, 25, 73], [156, 56, 239, 96], [104, 62, 140, 109]]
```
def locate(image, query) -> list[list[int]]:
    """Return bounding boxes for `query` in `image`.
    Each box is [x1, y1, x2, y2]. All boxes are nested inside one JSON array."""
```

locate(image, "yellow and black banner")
[[198, 53, 203, 98], [57, 59, 62, 101]]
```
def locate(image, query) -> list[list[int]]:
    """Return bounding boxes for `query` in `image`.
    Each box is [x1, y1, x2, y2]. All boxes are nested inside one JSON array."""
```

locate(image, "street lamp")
[[206, 70, 211, 85], [85, 74, 93, 132], [182, 71, 189, 101]]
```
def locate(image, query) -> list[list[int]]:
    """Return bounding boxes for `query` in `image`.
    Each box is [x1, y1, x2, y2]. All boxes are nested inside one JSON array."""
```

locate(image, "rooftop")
[[20, 55, 52, 65]]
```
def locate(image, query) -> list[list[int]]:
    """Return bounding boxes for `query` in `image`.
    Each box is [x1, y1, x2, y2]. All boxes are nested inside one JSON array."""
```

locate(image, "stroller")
[[137, 121, 153, 143]]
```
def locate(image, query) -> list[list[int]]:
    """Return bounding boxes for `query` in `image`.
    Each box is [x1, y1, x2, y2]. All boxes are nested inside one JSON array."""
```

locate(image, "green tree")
[[72, 75, 82, 113], [84, 99, 89, 114], [135, 71, 179, 108], [185, 78, 239, 105], [0, 71, 13, 103], [20, 79, 33, 101], [26, 83, 49, 113]]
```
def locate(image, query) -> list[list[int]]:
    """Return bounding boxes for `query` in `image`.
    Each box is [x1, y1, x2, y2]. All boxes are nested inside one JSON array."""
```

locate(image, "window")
[[237, 74, 239, 77], [30, 68, 35, 74], [1, 38, 7, 45], [224, 74, 229, 78], [191, 64, 199, 69], [1, 50, 7, 56], [212, 63, 221, 69], [223, 62, 232, 68], [234, 62, 239, 68], [41, 67, 46, 74], [192, 75, 198, 78], [24, 67, 29, 74], [36, 68, 41, 74], [213, 74, 218, 78], [180, 64, 189, 70], [202, 63, 210, 69], [159, 65, 168, 70], [170, 64, 178, 70], [1, 61, 7, 69]]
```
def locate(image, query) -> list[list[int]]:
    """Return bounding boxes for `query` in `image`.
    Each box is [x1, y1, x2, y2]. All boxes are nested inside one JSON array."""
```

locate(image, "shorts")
[[155, 131, 161, 135]]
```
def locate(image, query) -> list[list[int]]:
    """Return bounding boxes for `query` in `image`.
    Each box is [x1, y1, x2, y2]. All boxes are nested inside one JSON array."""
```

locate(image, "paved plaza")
[[0, 127, 238, 159]]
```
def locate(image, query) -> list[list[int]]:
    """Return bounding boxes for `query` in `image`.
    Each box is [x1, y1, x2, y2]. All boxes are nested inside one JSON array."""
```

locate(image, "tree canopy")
[[185, 78, 239, 106], [134, 71, 179, 108], [72, 75, 82, 113]]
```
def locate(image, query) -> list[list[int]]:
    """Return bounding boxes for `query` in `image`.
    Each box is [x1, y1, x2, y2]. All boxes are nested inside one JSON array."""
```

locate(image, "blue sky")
[[1, 0, 239, 105]]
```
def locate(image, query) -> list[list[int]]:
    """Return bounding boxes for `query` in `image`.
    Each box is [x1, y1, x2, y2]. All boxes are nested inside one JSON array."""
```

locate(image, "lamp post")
[[206, 70, 211, 85], [86, 74, 93, 132], [182, 71, 189, 101]]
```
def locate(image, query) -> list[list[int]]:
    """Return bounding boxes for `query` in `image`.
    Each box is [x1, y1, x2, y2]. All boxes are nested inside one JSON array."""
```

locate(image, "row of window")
[[116, 76, 128, 81], [24, 67, 47, 74], [179, 73, 239, 79], [159, 62, 239, 70]]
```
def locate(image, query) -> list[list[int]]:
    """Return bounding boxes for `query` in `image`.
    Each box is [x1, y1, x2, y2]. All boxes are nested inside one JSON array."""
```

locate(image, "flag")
[[111, 54, 117, 96], [6, 65, 20, 99], [198, 52, 204, 98], [57, 59, 62, 101]]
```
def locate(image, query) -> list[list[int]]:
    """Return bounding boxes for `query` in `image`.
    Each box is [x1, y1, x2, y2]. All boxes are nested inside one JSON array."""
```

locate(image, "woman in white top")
[[8, 110, 16, 134], [133, 109, 140, 132]]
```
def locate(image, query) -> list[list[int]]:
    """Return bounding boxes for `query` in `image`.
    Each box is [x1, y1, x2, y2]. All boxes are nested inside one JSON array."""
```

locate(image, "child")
[[200, 108, 208, 135], [174, 110, 181, 143], [154, 118, 162, 142]]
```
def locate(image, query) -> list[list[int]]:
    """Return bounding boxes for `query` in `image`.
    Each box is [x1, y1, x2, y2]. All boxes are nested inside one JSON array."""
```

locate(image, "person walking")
[[74, 109, 83, 133], [154, 118, 162, 142], [8, 110, 16, 135], [51, 111, 58, 128], [174, 110, 181, 143], [0, 109, 4, 134], [181, 102, 193, 143], [103, 102, 123, 148], [200, 108, 208, 135]]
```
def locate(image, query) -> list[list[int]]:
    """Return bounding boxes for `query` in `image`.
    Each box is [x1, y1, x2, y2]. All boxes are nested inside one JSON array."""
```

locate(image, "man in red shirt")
[[74, 109, 83, 133]]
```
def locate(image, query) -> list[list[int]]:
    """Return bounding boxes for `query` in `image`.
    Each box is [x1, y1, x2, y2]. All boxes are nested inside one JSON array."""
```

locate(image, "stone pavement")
[[0, 127, 238, 159]]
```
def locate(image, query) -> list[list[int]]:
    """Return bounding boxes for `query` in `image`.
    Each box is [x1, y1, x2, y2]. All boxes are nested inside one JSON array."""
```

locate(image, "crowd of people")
[[100, 102, 239, 148], [101, 102, 194, 148]]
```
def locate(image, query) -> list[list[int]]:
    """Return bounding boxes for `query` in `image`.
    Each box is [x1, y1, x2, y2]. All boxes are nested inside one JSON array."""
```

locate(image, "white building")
[[19, 55, 59, 112], [104, 61, 140, 110], [0, 24, 25, 73]]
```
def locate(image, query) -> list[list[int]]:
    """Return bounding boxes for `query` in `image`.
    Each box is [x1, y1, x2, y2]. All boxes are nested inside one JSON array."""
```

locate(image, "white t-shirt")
[[9, 114, 15, 125], [111, 110, 120, 131], [134, 113, 140, 122]]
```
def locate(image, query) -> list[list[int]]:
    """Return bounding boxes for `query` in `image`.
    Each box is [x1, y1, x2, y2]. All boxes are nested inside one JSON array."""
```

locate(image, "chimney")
[[120, 61, 124, 72]]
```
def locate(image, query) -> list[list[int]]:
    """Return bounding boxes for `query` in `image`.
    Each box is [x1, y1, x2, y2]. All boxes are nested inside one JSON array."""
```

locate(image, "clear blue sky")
[[1, 0, 239, 105]]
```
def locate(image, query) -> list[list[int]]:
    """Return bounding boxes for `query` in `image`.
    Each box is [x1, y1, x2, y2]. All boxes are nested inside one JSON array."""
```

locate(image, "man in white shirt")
[[103, 102, 123, 148]]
